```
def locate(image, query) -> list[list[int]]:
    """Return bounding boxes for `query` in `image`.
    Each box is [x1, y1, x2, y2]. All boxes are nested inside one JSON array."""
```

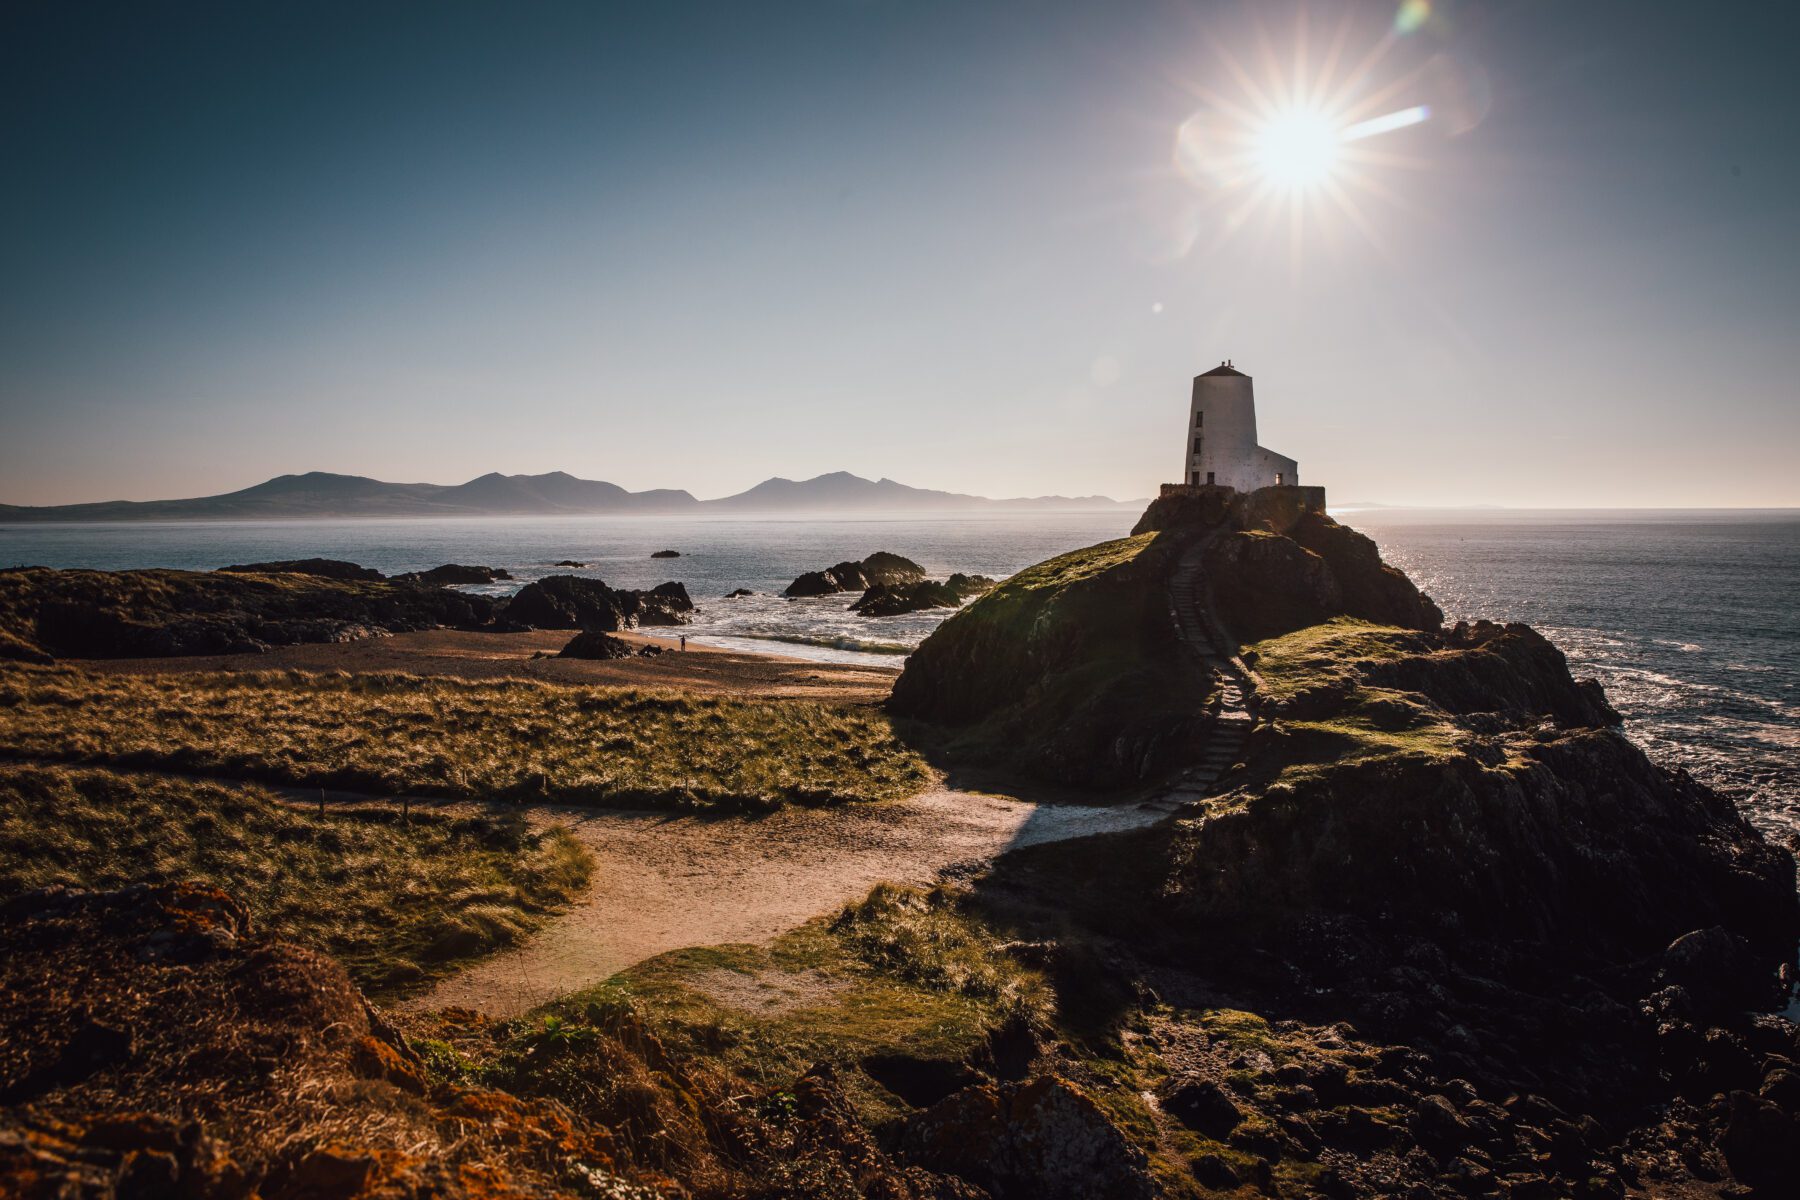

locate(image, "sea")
[[3, 509, 1794, 839]]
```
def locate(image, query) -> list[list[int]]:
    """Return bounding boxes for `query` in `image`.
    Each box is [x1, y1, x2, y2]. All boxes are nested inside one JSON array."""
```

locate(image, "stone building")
[[1181, 362, 1299, 491]]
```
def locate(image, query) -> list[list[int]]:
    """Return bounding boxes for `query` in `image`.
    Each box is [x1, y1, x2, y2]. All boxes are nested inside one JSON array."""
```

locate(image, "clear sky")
[[3, 0, 1796, 507]]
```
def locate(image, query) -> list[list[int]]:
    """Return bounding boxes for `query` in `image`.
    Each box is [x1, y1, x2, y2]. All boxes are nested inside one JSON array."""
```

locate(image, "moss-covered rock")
[[889, 533, 1212, 786]]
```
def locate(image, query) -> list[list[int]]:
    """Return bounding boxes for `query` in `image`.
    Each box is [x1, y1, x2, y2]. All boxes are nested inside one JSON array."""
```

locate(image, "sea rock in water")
[[650, 549, 680, 558], [851, 574, 996, 617], [394, 564, 513, 585], [783, 552, 926, 598], [504, 575, 692, 631], [725, 588, 754, 598], [556, 630, 635, 659], [216, 558, 385, 582], [553, 559, 587, 567]]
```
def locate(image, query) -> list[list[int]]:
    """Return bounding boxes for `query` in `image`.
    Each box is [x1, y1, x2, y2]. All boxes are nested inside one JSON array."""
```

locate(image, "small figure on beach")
[[679, 635, 688, 652]]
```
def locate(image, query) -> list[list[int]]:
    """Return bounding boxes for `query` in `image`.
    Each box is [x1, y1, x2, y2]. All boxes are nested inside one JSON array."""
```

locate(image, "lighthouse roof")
[[1198, 363, 1247, 378]]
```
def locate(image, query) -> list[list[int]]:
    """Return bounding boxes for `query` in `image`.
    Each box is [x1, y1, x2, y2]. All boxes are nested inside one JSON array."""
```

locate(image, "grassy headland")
[[889, 531, 1216, 786], [0, 665, 931, 810], [0, 762, 590, 997]]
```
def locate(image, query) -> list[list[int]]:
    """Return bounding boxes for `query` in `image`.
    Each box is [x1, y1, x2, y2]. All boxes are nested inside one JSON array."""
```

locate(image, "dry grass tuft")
[[0, 763, 591, 998], [0, 665, 931, 811]]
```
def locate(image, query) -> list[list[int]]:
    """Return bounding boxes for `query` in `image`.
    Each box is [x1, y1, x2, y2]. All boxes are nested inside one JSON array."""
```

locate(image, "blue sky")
[[3, 0, 1796, 506]]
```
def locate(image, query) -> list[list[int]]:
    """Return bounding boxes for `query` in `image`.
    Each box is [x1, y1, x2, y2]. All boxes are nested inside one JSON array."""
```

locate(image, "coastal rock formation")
[[891, 490, 1449, 785], [892, 488, 1800, 1197], [850, 574, 997, 617], [725, 587, 754, 598], [0, 567, 500, 661], [394, 563, 513, 584], [0, 882, 982, 1200], [556, 630, 636, 659], [216, 557, 385, 582], [553, 559, 587, 567], [783, 551, 926, 598], [651, 549, 680, 558], [502, 575, 693, 631]]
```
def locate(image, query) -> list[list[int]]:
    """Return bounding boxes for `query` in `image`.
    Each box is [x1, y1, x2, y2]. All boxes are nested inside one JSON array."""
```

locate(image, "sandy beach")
[[81, 627, 900, 704]]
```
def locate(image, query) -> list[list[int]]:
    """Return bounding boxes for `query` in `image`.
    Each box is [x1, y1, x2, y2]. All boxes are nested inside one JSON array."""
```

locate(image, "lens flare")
[[1254, 109, 1341, 189], [1395, 0, 1431, 35], [1342, 105, 1431, 142], [1156, 10, 1456, 264]]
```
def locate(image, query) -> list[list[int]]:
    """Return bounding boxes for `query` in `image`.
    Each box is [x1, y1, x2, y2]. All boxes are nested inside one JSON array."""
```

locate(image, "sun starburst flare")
[[1154, 4, 1487, 266]]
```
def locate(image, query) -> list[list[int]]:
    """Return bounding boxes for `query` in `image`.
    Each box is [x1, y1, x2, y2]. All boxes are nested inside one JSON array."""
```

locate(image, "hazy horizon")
[[4, 1, 1797, 508]]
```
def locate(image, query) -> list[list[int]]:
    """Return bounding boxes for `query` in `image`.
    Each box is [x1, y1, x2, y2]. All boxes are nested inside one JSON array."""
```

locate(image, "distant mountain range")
[[0, 471, 1130, 522]]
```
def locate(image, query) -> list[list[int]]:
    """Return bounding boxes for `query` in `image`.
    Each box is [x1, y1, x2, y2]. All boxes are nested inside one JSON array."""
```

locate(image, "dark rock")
[[650, 549, 680, 558], [0, 567, 501, 660], [1660, 927, 1760, 1016], [783, 552, 925, 597], [1161, 1077, 1243, 1137], [851, 581, 958, 616], [556, 630, 635, 660], [1721, 1091, 1800, 1191], [852, 575, 997, 617], [553, 559, 586, 567], [861, 1052, 982, 1109], [503, 576, 692, 631], [1188, 1152, 1239, 1188], [215, 558, 384, 582], [394, 564, 513, 585], [724, 588, 753, 598], [1760, 1067, 1800, 1109], [1411, 1095, 1471, 1155], [898, 1076, 1153, 1200]]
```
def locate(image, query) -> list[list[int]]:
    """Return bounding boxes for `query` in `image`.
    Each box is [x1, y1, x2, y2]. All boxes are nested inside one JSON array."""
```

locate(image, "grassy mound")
[[0, 665, 931, 811], [0, 763, 590, 997], [889, 532, 1214, 786], [532, 882, 1049, 1129]]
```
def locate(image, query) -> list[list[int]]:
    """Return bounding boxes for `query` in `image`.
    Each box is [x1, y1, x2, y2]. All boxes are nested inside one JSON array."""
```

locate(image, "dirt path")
[[412, 788, 1162, 1018]]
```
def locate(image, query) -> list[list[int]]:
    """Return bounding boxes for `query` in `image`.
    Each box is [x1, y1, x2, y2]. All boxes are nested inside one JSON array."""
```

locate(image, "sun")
[[1253, 108, 1341, 190]]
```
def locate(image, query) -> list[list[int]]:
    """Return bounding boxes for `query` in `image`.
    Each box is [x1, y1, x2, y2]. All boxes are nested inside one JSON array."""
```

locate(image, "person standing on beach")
[[679, 635, 687, 652]]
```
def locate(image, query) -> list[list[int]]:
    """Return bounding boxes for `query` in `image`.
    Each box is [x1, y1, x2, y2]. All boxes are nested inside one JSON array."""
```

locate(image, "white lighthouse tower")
[[1183, 361, 1299, 491]]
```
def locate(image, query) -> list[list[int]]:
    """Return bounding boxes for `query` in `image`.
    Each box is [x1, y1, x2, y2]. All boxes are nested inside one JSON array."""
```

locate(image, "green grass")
[[543, 883, 1049, 1125], [0, 762, 591, 998], [1247, 617, 1430, 703], [0, 665, 932, 810]]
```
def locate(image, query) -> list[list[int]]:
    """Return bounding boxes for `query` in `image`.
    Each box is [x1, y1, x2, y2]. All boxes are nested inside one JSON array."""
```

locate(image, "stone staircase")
[[1139, 536, 1258, 816]]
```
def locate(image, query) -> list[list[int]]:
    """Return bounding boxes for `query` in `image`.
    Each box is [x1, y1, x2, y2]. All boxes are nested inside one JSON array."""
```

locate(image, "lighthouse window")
[[1193, 437, 1203, 455], [1195, 412, 1203, 427]]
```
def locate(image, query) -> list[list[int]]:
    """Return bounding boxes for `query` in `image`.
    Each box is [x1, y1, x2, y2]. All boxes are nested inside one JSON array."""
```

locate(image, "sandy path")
[[412, 789, 1161, 1018]]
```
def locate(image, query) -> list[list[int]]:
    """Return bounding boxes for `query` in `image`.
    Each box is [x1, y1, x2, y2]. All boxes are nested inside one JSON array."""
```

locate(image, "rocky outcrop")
[[783, 552, 926, 597], [0, 883, 983, 1200], [850, 574, 996, 617], [216, 557, 385, 581], [898, 1076, 1152, 1200], [556, 630, 635, 659], [650, 549, 680, 558], [725, 588, 754, 598], [502, 576, 693, 631], [0, 567, 501, 661], [889, 534, 1210, 786], [394, 563, 513, 584]]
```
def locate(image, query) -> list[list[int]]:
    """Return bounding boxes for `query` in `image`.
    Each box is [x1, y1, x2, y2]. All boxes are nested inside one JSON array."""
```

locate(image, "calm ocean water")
[[3, 509, 1794, 837]]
